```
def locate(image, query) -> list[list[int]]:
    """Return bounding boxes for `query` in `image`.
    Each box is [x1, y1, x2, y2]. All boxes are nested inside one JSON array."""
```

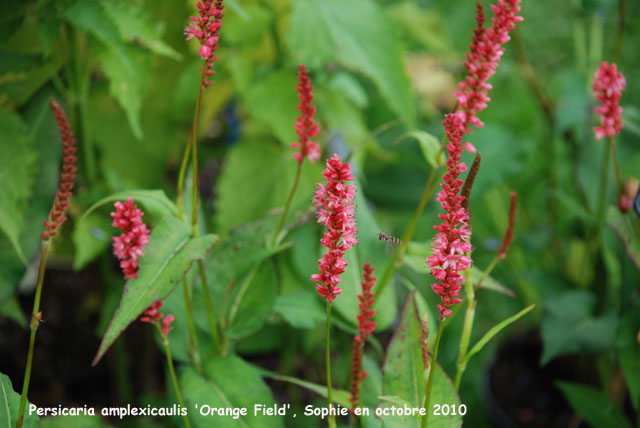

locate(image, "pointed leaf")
[[79, 189, 178, 223], [470, 266, 515, 297], [393, 131, 443, 169], [381, 292, 461, 428], [558, 382, 631, 428], [0, 372, 39, 428], [93, 217, 217, 365], [180, 355, 284, 428], [462, 304, 535, 367]]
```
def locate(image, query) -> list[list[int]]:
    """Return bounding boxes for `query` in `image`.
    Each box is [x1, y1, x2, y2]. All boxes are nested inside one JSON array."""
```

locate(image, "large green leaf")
[[557, 382, 631, 428], [260, 370, 351, 408], [93, 217, 217, 365], [381, 293, 461, 428], [616, 308, 640, 409], [180, 355, 284, 428], [0, 372, 39, 428], [0, 108, 36, 264], [288, 0, 415, 123], [541, 291, 617, 364], [274, 290, 325, 329], [39, 414, 112, 428], [80, 189, 178, 223], [100, 0, 182, 60], [72, 211, 111, 270]]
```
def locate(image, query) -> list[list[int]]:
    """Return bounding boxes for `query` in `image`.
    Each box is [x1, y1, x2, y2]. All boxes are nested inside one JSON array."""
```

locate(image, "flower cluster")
[[349, 261, 377, 410], [291, 64, 320, 163], [185, 0, 224, 88], [111, 198, 150, 280], [592, 62, 625, 140], [427, 114, 473, 320], [455, 0, 523, 150], [140, 301, 175, 339], [41, 100, 77, 240], [310, 154, 358, 302]]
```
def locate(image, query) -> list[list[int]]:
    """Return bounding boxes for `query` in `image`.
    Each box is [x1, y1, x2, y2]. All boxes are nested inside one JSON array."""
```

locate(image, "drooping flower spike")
[[427, 114, 473, 320], [111, 198, 151, 280], [140, 301, 175, 340], [41, 100, 77, 240], [291, 64, 321, 163], [455, 0, 523, 151], [184, 0, 224, 88], [310, 154, 358, 302], [349, 261, 377, 411], [593, 62, 625, 140]]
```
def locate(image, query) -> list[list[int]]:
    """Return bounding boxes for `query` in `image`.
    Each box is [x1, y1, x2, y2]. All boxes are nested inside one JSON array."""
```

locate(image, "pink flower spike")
[[291, 64, 321, 164], [111, 198, 150, 279], [593, 62, 625, 140], [428, 114, 472, 321], [162, 314, 175, 338], [184, 0, 224, 88], [454, 0, 523, 137], [311, 154, 358, 302]]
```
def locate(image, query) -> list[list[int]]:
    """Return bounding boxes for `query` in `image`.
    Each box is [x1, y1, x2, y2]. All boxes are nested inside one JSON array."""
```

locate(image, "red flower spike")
[[427, 114, 472, 321], [349, 262, 377, 412], [454, 0, 523, 150], [162, 314, 175, 338], [291, 64, 320, 163], [310, 154, 358, 302], [41, 99, 77, 240], [593, 62, 625, 140], [185, 0, 224, 88], [140, 301, 175, 340], [111, 198, 150, 280]]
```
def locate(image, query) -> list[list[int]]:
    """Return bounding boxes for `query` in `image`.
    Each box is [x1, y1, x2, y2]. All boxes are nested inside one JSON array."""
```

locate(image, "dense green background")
[[1, 0, 639, 427]]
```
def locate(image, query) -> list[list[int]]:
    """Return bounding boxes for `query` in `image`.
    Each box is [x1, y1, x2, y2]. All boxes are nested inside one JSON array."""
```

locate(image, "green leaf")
[[381, 292, 461, 428], [72, 212, 111, 270], [462, 304, 535, 367], [40, 414, 113, 428], [100, 0, 182, 60], [93, 217, 217, 365], [393, 131, 443, 169], [616, 308, 640, 409], [0, 295, 26, 326], [557, 382, 631, 428], [245, 71, 298, 146], [0, 108, 36, 264], [541, 291, 617, 365], [607, 206, 640, 270], [180, 355, 284, 428], [97, 43, 152, 140], [470, 266, 516, 297], [288, 0, 415, 123], [79, 189, 178, 223], [261, 370, 351, 408], [0, 372, 39, 428], [274, 290, 325, 329]]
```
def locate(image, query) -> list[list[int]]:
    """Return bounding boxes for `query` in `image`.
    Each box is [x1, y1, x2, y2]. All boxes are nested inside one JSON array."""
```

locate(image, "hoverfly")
[[377, 232, 403, 247]]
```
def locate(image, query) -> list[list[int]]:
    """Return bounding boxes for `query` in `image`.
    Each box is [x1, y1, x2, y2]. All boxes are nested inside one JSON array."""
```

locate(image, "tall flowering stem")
[[140, 302, 191, 428], [311, 154, 357, 428], [375, 0, 522, 299], [349, 262, 377, 413], [179, 0, 225, 357], [271, 64, 320, 246], [17, 100, 77, 428], [593, 62, 625, 200]]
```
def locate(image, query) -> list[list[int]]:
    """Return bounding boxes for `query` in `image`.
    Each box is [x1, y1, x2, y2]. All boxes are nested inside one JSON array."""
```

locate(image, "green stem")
[[596, 140, 612, 230], [177, 127, 194, 220], [271, 162, 303, 247], [198, 260, 220, 354], [420, 321, 444, 428], [182, 278, 202, 373], [375, 134, 446, 298], [16, 240, 50, 428], [455, 269, 475, 390], [609, 137, 623, 199], [191, 64, 207, 237], [159, 327, 192, 428], [326, 302, 336, 428]]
